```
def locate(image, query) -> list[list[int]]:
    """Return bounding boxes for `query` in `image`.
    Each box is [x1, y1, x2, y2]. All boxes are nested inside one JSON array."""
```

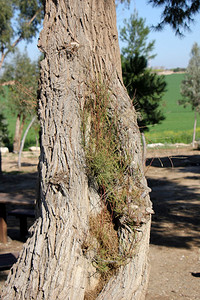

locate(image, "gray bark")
[[2, 1, 152, 299]]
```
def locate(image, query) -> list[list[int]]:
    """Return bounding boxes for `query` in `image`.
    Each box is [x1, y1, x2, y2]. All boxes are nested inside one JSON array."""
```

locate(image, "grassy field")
[[145, 73, 200, 144]]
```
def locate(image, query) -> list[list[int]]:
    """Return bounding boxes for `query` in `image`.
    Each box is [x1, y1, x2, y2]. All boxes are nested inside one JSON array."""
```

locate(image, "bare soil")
[[0, 147, 200, 299]]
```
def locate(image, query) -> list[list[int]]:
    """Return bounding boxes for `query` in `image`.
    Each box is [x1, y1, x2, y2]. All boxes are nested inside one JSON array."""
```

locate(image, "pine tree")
[[120, 8, 156, 60], [120, 10, 166, 132], [179, 42, 200, 147]]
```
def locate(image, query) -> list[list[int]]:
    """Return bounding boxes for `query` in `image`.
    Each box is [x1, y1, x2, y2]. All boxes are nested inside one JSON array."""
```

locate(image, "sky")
[[18, 0, 200, 70], [116, 0, 200, 69]]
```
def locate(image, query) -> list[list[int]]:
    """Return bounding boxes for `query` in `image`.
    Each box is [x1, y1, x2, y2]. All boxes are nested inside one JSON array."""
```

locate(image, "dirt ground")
[[0, 151, 39, 293], [145, 146, 200, 300], [0, 147, 200, 299]]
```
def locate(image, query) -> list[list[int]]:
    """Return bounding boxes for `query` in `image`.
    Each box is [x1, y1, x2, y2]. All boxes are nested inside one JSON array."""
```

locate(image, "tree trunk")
[[192, 110, 197, 148], [13, 114, 26, 153], [2, 1, 152, 299]]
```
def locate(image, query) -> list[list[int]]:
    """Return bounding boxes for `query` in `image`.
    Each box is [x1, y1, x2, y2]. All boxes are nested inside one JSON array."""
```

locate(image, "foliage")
[[173, 67, 186, 73], [0, 0, 43, 68], [179, 42, 200, 145], [0, 109, 9, 146], [0, 50, 40, 151], [1, 50, 39, 117], [148, 0, 200, 35], [120, 9, 156, 60], [179, 43, 200, 113], [120, 11, 166, 132]]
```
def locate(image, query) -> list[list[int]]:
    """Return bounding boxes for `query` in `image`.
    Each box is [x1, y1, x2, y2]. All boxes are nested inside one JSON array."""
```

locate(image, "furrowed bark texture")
[[2, 1, 151, 299]]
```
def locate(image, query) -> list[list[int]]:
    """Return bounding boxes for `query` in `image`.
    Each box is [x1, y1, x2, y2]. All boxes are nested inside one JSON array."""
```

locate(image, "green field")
[[145, 73, 200, 144]]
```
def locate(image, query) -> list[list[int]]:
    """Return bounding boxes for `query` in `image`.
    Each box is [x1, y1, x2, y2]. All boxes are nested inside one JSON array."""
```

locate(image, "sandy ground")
[[0, 147, 200, 299]]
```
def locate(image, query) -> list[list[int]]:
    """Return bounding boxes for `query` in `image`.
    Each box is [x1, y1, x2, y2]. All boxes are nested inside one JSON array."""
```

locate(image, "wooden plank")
[[0, 193, 35, 205]]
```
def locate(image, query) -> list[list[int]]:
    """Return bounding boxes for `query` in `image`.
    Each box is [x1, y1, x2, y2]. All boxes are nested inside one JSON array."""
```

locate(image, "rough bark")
[[2, 1, 152, 299]]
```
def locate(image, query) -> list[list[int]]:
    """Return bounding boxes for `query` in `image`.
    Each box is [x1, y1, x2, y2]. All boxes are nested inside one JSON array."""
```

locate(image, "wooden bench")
[[0, 252, 18, 271], [9, 208, 35, 237]]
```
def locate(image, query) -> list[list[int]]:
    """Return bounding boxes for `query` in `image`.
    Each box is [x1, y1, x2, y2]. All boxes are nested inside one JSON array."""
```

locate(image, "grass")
[[81, 78, 143, 293], [145, 73, 200, 144]]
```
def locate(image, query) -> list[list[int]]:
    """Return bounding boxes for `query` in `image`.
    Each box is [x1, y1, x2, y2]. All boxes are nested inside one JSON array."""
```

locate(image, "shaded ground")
[[0, 148, 200, 299], [145, 146, 200, 300], [0, 152, 38, 292]]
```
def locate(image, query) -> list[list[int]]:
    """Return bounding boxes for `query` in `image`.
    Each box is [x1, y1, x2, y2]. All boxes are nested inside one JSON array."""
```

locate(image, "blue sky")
[[116, 0, 200, 69], [19, 0, 200, 69]]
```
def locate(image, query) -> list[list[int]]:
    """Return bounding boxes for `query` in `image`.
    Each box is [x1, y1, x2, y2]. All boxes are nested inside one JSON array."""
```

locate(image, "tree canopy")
[[120, 0, 200, 35], [1, 50, 39, 116], [180, 42, 200, 113], [0, 0, 43, 68], [148, 0, 200, 35]]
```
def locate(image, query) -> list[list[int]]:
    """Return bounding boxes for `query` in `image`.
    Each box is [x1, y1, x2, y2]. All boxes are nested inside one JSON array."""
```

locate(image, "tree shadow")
[[146, 152, 200, 249], [146, 153, 200, 169], [0, 171, 37, 242], [0, 171, 38, 197]]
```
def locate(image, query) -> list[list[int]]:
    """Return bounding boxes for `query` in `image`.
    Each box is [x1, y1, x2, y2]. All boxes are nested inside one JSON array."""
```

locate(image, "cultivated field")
[[146, 73, 200, 144]]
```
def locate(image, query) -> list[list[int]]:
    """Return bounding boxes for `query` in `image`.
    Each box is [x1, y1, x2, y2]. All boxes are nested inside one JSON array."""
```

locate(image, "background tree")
[[0, 0, 43, 173], [1, 50, 39, 152], [0, 110, 10, 148], [120, 10, 166, 131], [120, 8, 156, 60], [179, 42, 200, 147], [0, 109, 9, 174], [0, 0, 43, 69]]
